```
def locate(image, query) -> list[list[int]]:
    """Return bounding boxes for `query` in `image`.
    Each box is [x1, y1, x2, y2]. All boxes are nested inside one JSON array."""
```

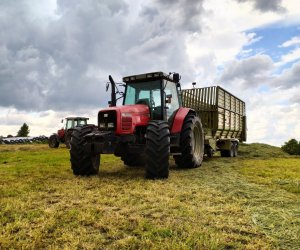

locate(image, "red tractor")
[[70, 72, 205, 179], [49, 117, 89, 149]]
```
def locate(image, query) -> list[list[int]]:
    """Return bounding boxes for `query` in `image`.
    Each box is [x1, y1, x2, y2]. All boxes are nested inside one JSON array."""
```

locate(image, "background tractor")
[[70, 72, 246, 179], [49, 117, 89, 149]]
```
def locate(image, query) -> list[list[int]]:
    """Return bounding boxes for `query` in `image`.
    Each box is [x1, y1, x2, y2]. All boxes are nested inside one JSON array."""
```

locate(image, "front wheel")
[[145, 121, 170, 179], [70, 126, 100, 175]]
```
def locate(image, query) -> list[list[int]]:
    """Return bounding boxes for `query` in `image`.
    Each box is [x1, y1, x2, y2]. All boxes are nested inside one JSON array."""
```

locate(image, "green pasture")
[[0, 144, 299, 249]]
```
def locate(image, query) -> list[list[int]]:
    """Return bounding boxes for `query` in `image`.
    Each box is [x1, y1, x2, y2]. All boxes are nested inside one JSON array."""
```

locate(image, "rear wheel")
[[121, 154, 145, 167], [145, 121, 170, 179], [48, 134, 59, 148], [174, 113, 204, 168], [70, 125, 100, 176]]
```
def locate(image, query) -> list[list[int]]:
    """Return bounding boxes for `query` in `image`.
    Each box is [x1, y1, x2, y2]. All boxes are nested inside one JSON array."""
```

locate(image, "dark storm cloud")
[[220, 55, 274, 87], [154, 0, 205, 32], [235, 0, 286, 13], [0, 0, 205, 112]]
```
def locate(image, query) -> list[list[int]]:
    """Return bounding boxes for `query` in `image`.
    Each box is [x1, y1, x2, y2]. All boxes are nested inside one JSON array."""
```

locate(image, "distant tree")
[[281, 139, 300, 155], [17, 123, 30, 137]]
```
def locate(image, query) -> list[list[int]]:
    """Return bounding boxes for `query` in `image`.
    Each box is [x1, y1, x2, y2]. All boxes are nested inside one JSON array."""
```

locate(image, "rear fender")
[[170, 108, 194, 134], [57, 128, 65, 139]]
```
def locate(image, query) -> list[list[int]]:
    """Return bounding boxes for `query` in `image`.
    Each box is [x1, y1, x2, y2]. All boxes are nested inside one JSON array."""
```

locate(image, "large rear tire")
[[48, 134, 59, 148], [70, 125, 100, 176], [174, 113, 204, 168], [121, 154, 145, 167], [145, 121, 170, 179]]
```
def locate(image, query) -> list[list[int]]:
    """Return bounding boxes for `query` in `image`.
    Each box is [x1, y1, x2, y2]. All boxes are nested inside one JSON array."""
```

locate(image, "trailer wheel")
[[207, 146, 214, 158], [233, 142, 238, 157], [70, 126, 100, 176], [174, 113, 204, 168], [145, 121, 170, 179], [48, 134, 59, 148], [121, 154, 145, 167], [221, 142, 235, 157]]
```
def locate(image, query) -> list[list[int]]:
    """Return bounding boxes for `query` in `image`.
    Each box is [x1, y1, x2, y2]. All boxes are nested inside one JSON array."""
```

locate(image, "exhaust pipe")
[[108, 75, 117, 107]]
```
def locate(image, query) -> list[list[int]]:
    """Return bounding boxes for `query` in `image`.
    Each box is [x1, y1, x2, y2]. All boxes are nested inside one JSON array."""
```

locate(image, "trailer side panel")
[[181, 86, 246, 142]]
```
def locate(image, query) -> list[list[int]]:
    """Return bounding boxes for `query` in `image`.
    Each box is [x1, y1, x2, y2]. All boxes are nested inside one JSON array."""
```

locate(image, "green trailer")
[[181, 86, 246, 157]]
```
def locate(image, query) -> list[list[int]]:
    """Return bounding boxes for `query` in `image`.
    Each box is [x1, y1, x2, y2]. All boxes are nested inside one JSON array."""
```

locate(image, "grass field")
[[0, 143, 299, 249]]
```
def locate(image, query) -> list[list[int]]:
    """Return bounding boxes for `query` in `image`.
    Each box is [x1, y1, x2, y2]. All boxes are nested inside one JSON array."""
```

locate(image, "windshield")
[[75, 119, 87, 127], [124, 80, 162, 119]]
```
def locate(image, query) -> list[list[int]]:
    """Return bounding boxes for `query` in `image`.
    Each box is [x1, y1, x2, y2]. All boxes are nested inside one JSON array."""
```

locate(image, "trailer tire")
[[174, 113, 204, 168], [233, 142, 238, 157], [207, 146, 214, 158], [145, 121, 170, 179], [122, 154, 145, 167], [70, 125, 100, 176], [48, 134, 59, 148], [221, 142, 235, 157]]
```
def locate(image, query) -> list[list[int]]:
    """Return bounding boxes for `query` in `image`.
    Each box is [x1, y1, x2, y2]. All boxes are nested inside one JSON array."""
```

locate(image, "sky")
[[0, 0, 300, 146]]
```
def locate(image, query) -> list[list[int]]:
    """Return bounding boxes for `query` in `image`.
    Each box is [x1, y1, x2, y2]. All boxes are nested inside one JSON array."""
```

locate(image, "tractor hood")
[[98, 104, 150, 134]]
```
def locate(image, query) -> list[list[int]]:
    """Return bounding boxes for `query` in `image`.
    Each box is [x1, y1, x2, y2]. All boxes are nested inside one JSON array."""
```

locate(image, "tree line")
[[1, 123, 30, 138], [281, 139, 300, 155]]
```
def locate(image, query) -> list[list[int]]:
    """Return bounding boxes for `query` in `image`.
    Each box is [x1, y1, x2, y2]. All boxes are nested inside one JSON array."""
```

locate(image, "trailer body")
[[181, 86, 246, 155]]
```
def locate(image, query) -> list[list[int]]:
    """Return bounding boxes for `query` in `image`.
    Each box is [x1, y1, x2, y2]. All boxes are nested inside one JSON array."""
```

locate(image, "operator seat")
[[136, 98, 150, 106]]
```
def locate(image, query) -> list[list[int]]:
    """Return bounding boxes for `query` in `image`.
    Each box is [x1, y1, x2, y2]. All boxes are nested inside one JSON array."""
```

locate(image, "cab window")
[[164, 80, 180, 119], [66, 119, 73, 129]]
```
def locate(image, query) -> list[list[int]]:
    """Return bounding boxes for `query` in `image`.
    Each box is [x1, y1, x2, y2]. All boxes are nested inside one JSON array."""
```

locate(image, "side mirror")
[[173, 73, 180, 83], [106, 82, 109, 92], [61, 119, 64, 123]]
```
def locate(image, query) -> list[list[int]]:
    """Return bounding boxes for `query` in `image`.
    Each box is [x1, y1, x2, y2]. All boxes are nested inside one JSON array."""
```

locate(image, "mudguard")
[[170, 107, 194, 134]]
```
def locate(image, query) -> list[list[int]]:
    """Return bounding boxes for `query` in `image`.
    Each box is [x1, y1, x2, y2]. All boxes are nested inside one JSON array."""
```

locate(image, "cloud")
[[279, 36, 300, 47], [235, 0, 286, 13], [272, 61, 300, 88], [1, 0, 300, 146], [220, 54, 274, 88], [154, 0, 205, 32], [277, 48, 300, 66], [0, 0, 207, 112]]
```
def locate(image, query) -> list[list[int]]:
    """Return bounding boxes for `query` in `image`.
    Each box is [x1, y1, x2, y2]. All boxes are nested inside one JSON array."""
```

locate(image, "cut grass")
[[0, 143, 299, 249]]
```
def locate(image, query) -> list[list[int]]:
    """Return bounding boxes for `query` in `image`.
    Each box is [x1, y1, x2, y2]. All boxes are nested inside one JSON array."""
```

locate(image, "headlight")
[[99, 123, 105, 128], [107, 122, 114, 128]]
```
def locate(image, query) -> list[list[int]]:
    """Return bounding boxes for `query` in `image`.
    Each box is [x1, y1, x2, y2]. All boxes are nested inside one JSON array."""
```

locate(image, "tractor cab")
[[63, 117, 89, 130], [122, 72, 182, 121], [49, 117, 89, 149]]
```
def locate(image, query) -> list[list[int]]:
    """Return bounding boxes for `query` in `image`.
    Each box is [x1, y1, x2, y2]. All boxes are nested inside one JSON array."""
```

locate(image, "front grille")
[[122, 117, 132, 130], [98, 110, 117, 131]]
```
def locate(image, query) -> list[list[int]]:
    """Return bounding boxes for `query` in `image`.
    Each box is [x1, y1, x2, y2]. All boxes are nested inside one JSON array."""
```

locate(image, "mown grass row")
[[0, 144, 299, 249]]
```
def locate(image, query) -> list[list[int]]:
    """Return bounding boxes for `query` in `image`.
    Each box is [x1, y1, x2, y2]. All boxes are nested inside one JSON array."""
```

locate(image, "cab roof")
[[65, 117, 89, 120], [123, 71, 175, 83]]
